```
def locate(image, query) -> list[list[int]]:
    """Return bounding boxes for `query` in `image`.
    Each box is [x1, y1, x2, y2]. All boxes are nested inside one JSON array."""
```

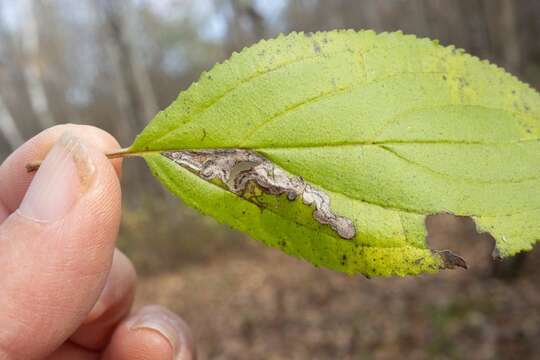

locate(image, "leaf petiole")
[[25, 147, 136, 172]]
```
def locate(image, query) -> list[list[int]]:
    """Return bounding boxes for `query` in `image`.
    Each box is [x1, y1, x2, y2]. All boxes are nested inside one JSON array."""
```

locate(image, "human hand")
[[0, 125, 195, 359]]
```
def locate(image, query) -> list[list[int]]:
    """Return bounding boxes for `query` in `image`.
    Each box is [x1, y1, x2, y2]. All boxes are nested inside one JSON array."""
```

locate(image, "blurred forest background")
[[1, 1, 540, 359]]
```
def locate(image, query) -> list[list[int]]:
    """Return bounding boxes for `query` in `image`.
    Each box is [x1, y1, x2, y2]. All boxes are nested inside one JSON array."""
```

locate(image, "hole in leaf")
[[426, 214, 497, 272]]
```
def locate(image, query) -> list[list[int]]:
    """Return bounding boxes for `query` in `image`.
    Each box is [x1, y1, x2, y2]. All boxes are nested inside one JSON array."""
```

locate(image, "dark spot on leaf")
[[287, 191, 297, 201], [435, 250, 468, 269], [313, 42, 321, 53], [492, 246, 501, 260]]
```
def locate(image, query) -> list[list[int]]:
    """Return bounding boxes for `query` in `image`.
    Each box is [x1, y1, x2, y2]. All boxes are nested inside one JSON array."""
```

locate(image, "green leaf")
[[129, 30, 540, 277]]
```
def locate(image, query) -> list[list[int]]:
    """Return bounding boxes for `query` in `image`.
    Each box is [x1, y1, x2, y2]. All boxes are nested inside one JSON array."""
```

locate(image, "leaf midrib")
[[129, 137, 540, 155], [140, 140, 540, 219]]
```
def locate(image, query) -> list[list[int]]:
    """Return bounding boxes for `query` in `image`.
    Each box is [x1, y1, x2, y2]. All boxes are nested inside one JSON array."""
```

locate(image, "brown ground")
[[128, 212, 540, 360]]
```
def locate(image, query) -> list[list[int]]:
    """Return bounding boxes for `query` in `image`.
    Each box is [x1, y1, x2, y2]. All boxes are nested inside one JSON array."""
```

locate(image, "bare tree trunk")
[[19, 0, 55, 129], [92, 0, 137, 145], [483, 0, 522, 75], [122, 2, 159, 123], [0, 0, 43, 139], [95, 0, 159, 145], [0, 94, 24, 150], [225, 0, 266, 53]]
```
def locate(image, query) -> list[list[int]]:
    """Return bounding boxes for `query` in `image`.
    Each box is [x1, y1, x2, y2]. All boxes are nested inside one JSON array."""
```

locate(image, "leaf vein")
[[377, 144, 540, 185], [148, 50, 353, 147], [239, 75, 536, 146]]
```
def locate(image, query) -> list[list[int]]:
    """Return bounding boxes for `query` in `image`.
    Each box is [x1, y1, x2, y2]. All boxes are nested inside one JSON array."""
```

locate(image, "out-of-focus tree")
[[94, 0, 158, 145], [222, 0, 265, 53], [0, 94, 23, 154], [19, 0, 55, 129], [0, 0, 43, 141]]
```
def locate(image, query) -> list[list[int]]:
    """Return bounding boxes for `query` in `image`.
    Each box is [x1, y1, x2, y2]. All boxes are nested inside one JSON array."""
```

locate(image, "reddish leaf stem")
[[25, 148, 134, 172]]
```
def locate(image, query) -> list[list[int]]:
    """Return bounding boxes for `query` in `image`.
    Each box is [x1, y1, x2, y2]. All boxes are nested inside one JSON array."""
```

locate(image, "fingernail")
[[128, 306, 194, 360], [18, 133, 95, 223]]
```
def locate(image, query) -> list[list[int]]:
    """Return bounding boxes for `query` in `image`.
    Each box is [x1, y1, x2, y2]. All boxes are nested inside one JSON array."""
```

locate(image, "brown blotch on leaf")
[[162, 149, 356, 240], [434, 250, 468, 269]]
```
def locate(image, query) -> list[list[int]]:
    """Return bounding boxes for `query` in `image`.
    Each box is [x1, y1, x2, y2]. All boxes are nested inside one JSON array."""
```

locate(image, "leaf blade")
[[132, 30, 540, 276]]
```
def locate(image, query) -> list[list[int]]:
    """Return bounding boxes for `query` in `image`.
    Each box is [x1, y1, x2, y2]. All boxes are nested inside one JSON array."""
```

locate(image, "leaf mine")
[[162, 149, 356, 239]]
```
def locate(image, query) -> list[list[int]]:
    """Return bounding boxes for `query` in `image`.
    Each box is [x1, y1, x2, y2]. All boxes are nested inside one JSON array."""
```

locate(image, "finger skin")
[[70, 249, 137, 351], [0, 128, 122, 359], [45, 342, 99, 360], [103, 326, 174, 360], [0, 124, 122, 216], [0, 200, 9, 223], [103, 305, 196, 360]]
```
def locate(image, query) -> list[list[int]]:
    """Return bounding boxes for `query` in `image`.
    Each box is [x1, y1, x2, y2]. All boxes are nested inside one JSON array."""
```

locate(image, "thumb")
[[0, 133, 121, 359]]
